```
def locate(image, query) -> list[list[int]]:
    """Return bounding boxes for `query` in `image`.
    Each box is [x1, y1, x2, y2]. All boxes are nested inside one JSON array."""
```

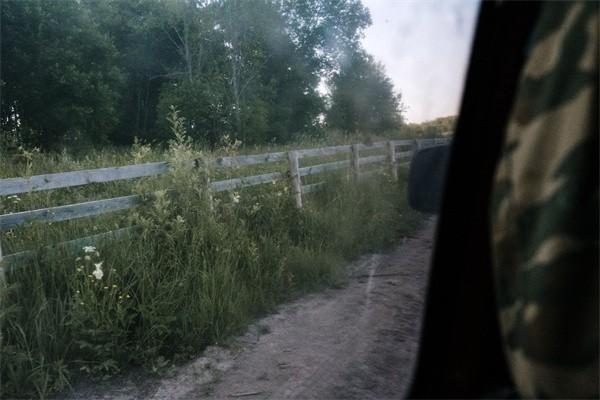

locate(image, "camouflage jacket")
[[491, 1, 598, 398]]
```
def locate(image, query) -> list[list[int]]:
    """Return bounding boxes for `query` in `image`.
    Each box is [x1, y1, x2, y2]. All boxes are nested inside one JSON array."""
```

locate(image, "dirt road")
[[64, 218, 435, 400]]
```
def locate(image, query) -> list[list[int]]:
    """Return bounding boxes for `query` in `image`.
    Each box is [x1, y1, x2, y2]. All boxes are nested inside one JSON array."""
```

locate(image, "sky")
[[361, 0, 480, 123]]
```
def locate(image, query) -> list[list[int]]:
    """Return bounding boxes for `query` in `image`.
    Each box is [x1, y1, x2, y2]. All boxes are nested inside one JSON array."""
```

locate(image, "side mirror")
[[408, 144, 451, 213]]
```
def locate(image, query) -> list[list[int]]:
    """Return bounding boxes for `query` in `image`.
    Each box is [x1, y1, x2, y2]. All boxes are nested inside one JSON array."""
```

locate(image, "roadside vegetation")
[[0, 112, 423, 399], [401, 116, 457, 138], [0, 1, 453, 396]]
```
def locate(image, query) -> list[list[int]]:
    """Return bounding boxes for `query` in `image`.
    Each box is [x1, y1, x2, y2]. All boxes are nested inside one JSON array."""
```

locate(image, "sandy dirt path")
[[62, 218, 435, 400]]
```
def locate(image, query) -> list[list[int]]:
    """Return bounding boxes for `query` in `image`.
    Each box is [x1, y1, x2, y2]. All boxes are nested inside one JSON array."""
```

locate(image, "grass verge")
[[0, 117, 422, 398]]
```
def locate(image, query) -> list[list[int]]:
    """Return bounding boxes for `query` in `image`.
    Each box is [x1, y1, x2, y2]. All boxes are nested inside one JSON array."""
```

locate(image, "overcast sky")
[[361, 0, 480, 123]]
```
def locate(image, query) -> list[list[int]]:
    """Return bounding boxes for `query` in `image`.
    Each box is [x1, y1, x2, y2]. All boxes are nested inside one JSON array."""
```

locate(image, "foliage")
[[281, 0, 372, 76], [0, 114, 422, 398], [0, 0, 125, 148], [401, 115, 457, 138], [327, 51, 405, 134], [0, 0, 381, 149], [85, 0, 181, 145]]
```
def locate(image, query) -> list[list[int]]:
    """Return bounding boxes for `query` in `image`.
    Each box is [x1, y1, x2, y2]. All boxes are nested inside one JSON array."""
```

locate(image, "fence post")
[[387, 141, 398, 181], [288, 151, 303, 208], [351, 144, 360, 180], [412, 139, 421, 154]]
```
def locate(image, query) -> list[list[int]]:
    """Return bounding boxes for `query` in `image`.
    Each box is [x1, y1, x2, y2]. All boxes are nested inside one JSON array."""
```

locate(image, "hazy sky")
[[361, 0, 480, 123]]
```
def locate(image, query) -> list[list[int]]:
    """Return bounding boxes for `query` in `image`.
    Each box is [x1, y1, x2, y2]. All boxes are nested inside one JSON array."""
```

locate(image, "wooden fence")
[[0, 137, 450, 277]]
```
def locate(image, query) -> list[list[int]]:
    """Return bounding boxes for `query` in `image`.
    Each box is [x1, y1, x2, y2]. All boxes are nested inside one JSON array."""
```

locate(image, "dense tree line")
[[328, 50, 403, 134], [0, 0, 405, 150]]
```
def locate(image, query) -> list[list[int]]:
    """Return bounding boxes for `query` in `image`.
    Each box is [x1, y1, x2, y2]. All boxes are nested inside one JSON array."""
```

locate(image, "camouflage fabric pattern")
[[490, 2, 598, 398]]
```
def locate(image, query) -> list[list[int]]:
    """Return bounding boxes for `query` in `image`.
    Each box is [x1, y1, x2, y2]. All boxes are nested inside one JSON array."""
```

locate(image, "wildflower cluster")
[[220, 134, 242, 157], [0, 194, 23, 214], [69, 245, 133, 378], [7, 195, 21, 205], [72, 246, 129, 304]]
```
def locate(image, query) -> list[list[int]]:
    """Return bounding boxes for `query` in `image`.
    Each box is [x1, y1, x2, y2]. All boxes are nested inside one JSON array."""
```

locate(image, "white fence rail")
[[0, 138, 450, 274]]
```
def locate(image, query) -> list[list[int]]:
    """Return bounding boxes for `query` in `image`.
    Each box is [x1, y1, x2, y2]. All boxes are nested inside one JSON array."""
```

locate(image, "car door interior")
[[407, 1, 542, 398]]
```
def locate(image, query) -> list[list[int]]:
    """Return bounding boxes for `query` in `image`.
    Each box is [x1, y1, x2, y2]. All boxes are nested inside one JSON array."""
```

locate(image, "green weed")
[[0, 114, 422, 398]]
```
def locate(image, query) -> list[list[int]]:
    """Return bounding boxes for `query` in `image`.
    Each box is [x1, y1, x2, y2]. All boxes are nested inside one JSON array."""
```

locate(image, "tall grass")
[[0, 112, 422, 398]]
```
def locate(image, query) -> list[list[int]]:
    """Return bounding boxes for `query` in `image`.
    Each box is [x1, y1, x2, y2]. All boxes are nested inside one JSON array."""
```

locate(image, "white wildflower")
[[84, 255, 91, 261], [232, 192, 241, 204], [175, 215, 185, 224], [8, 195, 21, 204], [92, 267, 103, 280], [83, 246, 96, 254], [92, 261, 104, 280]]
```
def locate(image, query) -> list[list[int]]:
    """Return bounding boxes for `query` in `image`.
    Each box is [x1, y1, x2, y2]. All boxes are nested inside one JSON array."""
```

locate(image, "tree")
[[1, 0, 383, 148], [155, 0, 331, 145], [327, 51, 404, 134], [0, 0, 124, 148], [154, 0, 234, 145], [280, 0, 372, 78], [86, 0, 181, 144]]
